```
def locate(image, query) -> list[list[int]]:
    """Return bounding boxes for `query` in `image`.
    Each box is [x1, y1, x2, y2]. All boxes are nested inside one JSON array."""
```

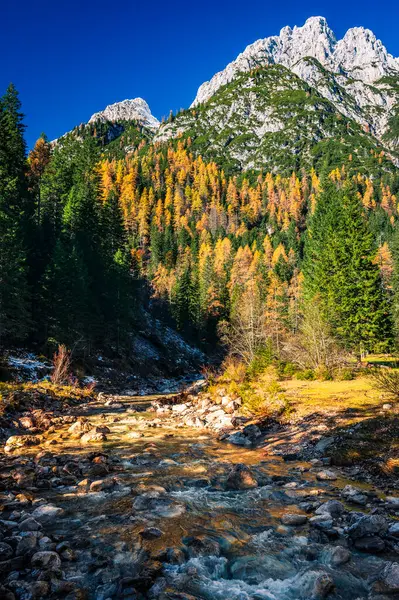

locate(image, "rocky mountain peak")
[[88, 98, 160, 130], [191, 17, 399, 107]]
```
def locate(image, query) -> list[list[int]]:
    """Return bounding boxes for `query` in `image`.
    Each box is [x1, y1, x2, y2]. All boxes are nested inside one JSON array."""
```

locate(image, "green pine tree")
[[303, 179, 392, 356], [0, 84, 32, 345]]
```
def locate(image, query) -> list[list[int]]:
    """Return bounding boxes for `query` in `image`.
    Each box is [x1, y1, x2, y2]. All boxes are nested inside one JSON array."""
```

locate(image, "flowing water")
[[35, 395, 390, 599]]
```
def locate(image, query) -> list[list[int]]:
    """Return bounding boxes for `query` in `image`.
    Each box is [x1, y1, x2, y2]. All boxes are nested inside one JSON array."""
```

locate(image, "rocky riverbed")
[[1, 390, 399, 600]]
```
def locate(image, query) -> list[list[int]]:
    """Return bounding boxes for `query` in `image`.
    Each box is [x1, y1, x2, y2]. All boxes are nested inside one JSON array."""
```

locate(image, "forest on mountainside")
[[1, 83, 399, 366]]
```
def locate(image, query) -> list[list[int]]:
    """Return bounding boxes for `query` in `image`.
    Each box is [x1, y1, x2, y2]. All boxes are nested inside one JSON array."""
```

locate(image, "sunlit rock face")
[[191, 16, 399, 137], [89, 98, 160, 130]]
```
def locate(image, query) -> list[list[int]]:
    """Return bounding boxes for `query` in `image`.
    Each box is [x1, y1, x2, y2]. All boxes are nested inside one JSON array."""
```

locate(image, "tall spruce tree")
[[0, 84, 32, 345], [303, 179, 392, 355]]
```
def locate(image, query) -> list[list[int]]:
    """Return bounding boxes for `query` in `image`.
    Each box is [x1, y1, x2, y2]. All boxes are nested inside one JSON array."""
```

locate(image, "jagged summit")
[[89, 98, 160, 130], [191, 16, 399, 107]]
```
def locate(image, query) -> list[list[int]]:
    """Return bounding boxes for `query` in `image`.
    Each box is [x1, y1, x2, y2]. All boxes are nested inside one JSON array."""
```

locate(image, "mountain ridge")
[[191, 16, 399, 107]]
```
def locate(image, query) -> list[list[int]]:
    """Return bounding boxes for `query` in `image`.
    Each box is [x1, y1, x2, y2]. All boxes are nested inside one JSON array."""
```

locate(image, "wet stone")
[[16, 535, 37, 556], [328, 546, 351, 566], [4, 435, 42, 452], [347, 514, 388, 539], [139, 527, 163, 540], [90, 478, 115, 492], [0, 542, 14, 560], [31, 504, 64, 524], [373, 562, 399, 594], [225, 464, 258, 490], [341, 484, 367, 506], [316, 470, 338, 481], [31, 550, 61, 570], [80, 428, 108, 444], [315, 500, 345, 518], [354, 536, 386, 552], [312, 571, 335, 598], [281, 513, 308, 526]]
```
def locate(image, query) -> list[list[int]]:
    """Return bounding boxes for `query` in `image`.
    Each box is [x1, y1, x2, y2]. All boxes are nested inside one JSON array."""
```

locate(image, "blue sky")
[[2, 0, 399, 148]]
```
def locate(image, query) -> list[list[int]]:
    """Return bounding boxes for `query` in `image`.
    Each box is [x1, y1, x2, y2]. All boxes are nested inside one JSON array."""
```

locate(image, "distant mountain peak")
[[89, 98, 160, 130]]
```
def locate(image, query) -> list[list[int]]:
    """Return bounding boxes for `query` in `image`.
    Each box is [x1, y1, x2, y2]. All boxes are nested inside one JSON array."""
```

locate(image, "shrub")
[[200, 364, 218, 385], [242, 366, 289, 418], [51, 345, 72, 386], [246, 343, 274, 380], [295, 369, 315, 381], [334, 367, 355, 381], [280, 362, 298, 378], [370, 366, 399, 399], [314, 366, 333, 381], [219, 356, 246, 383]]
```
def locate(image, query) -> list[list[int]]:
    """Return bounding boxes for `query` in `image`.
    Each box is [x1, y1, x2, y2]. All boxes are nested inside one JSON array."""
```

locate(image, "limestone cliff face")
[[89, 98, 160, 130], [190, 16, 399, 137]]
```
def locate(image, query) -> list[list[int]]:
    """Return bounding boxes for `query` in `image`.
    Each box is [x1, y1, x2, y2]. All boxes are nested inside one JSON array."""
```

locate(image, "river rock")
[[18, 415, 36, 430], [354, 536, 385, 552], [309, 514, 334, 530], [80, 428, 107, 444], [31, 504, 64, 524], [139, 527, 163, 540], [386, 496, 399, 505], [315, 500, 345, 518], [31, 550, 61, 569], [388, 522, 399, 537], [68, 418, 93, 438], [16, 535, 37, 556], [18, 517, 42, 531], [312, 571, 335, 598], [347, 514, 388, 539], [314, 437, 335, 453], [243, 424, 262, 441], [133, 491, 161, 511], [0, 542, 14, 560], [341, 485, 367, 505], [281, 513, 308, 526], [225, 464, 258, 490], [4, 435, 42, 452], [373, 562, 399, 594], [316, 470, 337, 481], [90, 478, 115, 492], [226, 432, 252, 447], [328, 546, 351, 566]]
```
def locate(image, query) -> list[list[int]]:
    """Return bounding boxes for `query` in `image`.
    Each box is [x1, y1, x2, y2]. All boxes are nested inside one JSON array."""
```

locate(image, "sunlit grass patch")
[[280, 376, 381, 420]]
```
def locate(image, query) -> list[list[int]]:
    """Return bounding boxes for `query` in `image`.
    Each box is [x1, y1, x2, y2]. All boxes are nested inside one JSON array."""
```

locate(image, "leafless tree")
[[219, 280, 270, 364]]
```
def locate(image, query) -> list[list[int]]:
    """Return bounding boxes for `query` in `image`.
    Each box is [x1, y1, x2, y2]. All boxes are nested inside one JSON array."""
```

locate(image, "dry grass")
[[280, 376, 382, 421], [0, 380, 94, 412]]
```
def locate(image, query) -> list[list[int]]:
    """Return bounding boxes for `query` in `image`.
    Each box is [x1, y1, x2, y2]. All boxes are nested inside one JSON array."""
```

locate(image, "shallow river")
[[35, 395, 393, 600]]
